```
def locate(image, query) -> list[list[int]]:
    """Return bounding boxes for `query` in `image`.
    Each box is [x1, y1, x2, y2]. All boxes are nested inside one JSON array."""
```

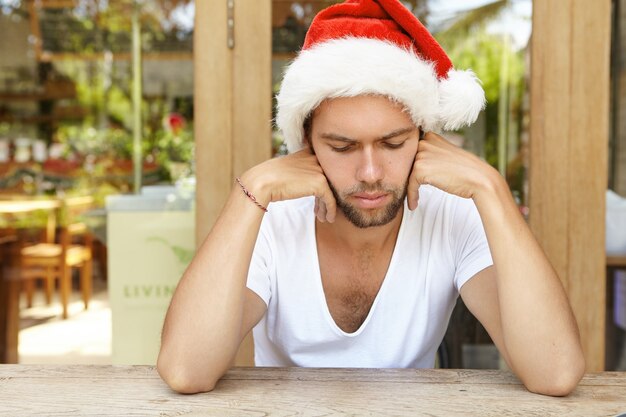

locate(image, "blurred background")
[[0, 0, 624, 371]]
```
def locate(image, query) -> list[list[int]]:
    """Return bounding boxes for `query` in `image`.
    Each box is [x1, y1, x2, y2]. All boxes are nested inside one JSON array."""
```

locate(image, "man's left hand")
[[406, 131, 502, 210]]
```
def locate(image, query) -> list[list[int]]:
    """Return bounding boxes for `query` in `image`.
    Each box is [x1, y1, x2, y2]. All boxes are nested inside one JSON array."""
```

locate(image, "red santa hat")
[[276, 0, 486, 153]]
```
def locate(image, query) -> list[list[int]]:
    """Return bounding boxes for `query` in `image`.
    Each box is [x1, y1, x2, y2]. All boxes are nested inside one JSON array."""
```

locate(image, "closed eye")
[[383, 141, 406, 149], [330, 144, 354, 152]]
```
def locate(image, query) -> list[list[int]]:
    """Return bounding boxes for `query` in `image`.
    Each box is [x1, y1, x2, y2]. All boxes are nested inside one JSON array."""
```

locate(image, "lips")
[[351, 192, 389, 209], [353, 192, 386, 200]]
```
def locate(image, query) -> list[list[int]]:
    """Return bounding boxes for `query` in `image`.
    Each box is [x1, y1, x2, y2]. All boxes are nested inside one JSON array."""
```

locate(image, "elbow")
[[524, 353, 586, 397], [157, 350, 220, 394]]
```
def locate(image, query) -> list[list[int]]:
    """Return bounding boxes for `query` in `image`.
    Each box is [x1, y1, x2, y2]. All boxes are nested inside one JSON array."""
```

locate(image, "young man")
[[157, 0, 585, 395]]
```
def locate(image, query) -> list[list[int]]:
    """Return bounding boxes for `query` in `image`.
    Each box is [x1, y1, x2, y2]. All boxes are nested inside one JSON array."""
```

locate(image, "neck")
[[316, 205, 404, 252]]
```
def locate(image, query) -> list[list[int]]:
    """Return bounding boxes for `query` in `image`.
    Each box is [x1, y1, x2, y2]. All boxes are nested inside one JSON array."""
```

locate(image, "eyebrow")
[[319, 127, 416, 143]]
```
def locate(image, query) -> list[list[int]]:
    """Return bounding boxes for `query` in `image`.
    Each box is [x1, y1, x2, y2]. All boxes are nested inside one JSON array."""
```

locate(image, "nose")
[[355, 146, 384, 184]]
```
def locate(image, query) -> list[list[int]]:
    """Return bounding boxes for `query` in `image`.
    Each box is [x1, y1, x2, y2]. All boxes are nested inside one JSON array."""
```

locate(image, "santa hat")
[[276, 0, 486, 153]]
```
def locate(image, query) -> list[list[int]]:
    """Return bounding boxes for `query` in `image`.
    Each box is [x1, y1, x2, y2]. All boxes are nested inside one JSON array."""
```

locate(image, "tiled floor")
[[18, 278, 112, 365]]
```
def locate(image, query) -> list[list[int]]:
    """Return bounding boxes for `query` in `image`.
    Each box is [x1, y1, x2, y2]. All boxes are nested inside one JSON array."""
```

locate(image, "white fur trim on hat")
[[439, 69, 486, 131], [276, 37, 486, 153]]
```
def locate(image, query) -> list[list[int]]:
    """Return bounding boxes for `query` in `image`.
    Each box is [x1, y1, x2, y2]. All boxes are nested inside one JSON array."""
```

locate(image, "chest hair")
[[319, 246, 390, 333]]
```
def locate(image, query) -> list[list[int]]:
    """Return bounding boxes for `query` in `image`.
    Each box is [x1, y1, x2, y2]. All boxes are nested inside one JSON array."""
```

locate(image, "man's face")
[[309, 95, 420, 228]]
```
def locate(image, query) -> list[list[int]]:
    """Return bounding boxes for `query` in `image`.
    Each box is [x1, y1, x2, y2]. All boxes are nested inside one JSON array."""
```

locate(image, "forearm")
[[157, 177, 266, 392], [473, 172, 585, 394], [157, 150, 334, 393]]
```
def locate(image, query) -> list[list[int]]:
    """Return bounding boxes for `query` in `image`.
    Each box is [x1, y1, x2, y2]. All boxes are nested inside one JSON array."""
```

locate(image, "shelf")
[[0, 91, 76, 101], [272, 52, 297, 60], [0, 112, 86, 124]]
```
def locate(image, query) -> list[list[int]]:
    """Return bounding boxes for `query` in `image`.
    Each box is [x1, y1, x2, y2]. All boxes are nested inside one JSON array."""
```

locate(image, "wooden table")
[[0, 366, 624, 416], [0, 199, 60, 215], [0, 198, 60, 364]]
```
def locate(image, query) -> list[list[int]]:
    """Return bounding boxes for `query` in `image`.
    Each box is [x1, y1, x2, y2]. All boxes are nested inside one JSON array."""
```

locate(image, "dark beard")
[[327, 180, 407, 229]]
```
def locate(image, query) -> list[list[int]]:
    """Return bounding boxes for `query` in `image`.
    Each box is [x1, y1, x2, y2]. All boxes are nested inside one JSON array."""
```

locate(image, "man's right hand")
[[240, 148, 337, 223], [158, 148, 336, 393]]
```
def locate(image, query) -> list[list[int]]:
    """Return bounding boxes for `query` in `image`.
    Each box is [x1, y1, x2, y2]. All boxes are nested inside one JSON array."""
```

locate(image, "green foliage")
[[440, 30, 525, 104], [105, 86, 134, 128], [56, 125, 134, 160], [434, 6, 528, 199], [0, 122, 10, 136], [434, 0, 509, 43], [0, 208, 49, 229], [152, 122, 194, 181]]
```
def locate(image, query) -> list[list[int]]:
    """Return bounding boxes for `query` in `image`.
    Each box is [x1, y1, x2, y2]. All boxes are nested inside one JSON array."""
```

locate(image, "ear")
[[302, 113, 315, 153]]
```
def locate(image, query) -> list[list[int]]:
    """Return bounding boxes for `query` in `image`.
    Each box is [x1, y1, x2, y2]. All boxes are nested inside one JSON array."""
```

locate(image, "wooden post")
[[194, 0, 233, 243], [194, 1, 272, 366], [0, 241, 20, 364], [530, 0, 611, 372]]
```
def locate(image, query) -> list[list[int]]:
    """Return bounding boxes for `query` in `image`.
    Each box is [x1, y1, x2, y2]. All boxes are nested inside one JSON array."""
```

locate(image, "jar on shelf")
[[14, 137, 32, 163]]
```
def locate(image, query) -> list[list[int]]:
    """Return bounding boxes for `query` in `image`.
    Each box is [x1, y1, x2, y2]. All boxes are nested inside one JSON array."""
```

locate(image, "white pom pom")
[[438, 69, 486, 131]]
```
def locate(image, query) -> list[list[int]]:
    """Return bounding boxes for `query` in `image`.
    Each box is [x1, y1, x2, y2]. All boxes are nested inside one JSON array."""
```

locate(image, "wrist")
[[472, 167, 510, 206], [239, 165, 273, 207], [235, 177, 268, 212]]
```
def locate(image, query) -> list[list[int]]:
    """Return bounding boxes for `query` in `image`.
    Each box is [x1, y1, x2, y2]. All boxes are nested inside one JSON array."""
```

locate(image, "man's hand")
[[406, 132, 501, 210], [407, 134, 585, 396], [160, 147, 337, 393], [242, 148, 337, 223]]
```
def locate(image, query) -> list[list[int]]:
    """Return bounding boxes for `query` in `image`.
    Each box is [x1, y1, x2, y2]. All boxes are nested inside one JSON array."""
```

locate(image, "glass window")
[[0, 0, 195, 365], [0, 0, 195, 195]]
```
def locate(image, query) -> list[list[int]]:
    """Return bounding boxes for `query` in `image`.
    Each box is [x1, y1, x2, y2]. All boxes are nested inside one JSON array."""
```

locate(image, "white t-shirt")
[[246, 185, 493, 368]]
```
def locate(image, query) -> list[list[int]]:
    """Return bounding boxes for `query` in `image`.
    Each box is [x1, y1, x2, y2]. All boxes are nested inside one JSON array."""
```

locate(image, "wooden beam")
[[37, 0, 74, 8], [530, 0, 611, 372], [194, 1, 272, 367], [230, 0, 272, 368], [27, 1, 43, 62], [38, 52, 193, 62], [232, 2, 272, 178], [194, 0, 233, 244]]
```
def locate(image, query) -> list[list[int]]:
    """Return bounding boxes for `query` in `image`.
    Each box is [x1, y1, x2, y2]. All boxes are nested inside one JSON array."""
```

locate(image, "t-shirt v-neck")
[[310, 205, 408, 338], [247, 187, 493, 368]]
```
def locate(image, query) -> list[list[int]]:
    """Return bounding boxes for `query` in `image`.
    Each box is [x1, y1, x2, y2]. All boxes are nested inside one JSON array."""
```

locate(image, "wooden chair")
[[20, 196, 94, 319]]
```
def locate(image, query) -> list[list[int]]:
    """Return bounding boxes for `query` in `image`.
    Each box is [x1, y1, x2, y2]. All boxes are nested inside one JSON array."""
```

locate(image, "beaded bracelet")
[[236, 177, 268, 212]]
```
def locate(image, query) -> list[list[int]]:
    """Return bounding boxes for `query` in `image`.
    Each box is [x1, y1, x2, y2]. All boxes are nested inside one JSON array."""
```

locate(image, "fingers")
[[321, 190, 337, 223], [422, 131, 442, 142], [293, 147, 314, 156], [316, 197, 328, 223], [407, 146, 423, 211], [314, 163, 336, 223], [279, 148, 337, 222], [314, 197, 320, 220], [314, 185, 336, 223], [422, 131, 457, 150], [316, 187, 337, 223], [407, 172, 420, 211]]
